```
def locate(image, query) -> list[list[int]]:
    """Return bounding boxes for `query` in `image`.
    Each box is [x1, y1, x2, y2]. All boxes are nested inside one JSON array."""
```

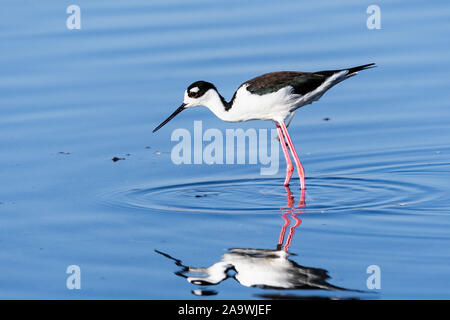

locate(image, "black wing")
[[244, 63, 375, 96], [245, 71, 326, 96]]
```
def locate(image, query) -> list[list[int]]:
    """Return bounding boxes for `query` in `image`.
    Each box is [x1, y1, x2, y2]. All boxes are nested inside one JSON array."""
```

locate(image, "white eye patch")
[[189, 87, 200, 93]]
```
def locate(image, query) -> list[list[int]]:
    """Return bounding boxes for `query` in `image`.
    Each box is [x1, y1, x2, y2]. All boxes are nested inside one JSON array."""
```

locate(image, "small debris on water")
[[58, 151, 70, 155]]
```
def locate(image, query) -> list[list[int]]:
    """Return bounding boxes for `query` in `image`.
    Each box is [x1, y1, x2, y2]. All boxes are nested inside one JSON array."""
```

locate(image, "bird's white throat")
[[189, 86, 295, 123]]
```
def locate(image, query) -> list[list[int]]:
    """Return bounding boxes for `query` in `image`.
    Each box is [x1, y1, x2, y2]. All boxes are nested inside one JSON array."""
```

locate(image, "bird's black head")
[[186, 81, 217, 99], [152, 80, 219, 133]]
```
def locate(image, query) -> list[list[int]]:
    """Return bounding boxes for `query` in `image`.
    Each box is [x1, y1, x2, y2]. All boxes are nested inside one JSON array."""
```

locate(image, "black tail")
[[317, 63, 376, 78], [347, 63, 376, 74]]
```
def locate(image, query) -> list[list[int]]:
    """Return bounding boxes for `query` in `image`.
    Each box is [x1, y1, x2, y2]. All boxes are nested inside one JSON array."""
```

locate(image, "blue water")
[[1, 0, 449, 299]]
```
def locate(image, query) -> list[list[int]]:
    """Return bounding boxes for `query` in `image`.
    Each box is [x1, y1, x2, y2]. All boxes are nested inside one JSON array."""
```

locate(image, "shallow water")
[[1, 0, 450, 299]]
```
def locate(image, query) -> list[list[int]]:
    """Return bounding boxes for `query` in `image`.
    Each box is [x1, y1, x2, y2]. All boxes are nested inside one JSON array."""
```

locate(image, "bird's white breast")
[[223, 70, 348, 123], [226, 85, 300, 123]]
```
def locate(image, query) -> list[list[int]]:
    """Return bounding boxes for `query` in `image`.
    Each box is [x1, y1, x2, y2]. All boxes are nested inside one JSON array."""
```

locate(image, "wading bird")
[[153, 63, 375, 189]]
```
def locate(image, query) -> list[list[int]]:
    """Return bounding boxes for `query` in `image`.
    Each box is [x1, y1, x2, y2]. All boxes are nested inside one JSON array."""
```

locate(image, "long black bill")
[[153, 103, 186, 133]]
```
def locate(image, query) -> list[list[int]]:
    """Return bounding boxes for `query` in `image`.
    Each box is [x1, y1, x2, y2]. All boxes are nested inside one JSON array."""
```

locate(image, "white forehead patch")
[[189, 87, 200, 93]]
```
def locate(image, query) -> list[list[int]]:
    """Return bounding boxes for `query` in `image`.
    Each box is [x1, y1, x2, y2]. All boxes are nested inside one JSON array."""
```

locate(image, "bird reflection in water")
[[156, 186, 352, 297]]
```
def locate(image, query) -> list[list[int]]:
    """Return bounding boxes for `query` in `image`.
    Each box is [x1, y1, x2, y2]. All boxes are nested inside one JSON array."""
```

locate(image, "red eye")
[[189, 91, 199, 98]]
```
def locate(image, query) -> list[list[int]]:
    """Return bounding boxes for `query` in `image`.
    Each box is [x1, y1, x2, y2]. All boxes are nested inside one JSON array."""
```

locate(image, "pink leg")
[[279, 122, 306, 190], [284, 186, 294, 208], [277, 185, 305, 252], [276, 124, 294, 186], [283, 213, 302, 252], [298, 187, 306, 207], [277, 212, 290, 251]]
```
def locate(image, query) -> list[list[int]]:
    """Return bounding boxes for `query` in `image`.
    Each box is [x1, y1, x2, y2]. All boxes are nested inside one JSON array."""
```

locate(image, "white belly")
[[224, 70, 348, 123], [226, 85, 299, 123]]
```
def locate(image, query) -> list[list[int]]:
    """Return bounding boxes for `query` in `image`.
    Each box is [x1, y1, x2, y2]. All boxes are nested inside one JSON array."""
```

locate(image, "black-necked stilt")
[[154, 186, 343, 291], [155, 186, 350, 291], [153, 63, 376, 189]]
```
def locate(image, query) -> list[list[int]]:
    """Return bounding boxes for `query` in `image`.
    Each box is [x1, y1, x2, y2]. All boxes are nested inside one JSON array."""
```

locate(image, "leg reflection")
[[277, 186, 305, 252], [155, 186, 355, 293]]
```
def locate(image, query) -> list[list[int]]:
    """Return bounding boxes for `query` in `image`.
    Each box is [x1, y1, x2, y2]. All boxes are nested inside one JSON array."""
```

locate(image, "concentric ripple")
[[99, 146, 450, 215], [99, 174, 439, 215]]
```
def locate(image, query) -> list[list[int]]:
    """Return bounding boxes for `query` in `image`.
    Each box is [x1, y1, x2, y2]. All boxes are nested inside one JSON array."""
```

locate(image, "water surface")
[[1, 0, 450, 299]]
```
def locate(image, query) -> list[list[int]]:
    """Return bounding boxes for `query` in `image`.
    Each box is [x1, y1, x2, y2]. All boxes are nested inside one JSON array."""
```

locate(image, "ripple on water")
[[99, 146, 449, 215], [99, 175, 439, 216]]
